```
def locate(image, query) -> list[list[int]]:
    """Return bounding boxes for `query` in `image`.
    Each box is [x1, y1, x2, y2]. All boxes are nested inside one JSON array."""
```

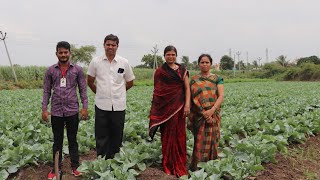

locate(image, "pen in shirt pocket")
[[117, 68, 124, 73]]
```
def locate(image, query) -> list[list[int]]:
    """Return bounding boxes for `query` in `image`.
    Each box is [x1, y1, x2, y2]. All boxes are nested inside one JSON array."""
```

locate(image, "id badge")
[[60, 78, 66, 87]]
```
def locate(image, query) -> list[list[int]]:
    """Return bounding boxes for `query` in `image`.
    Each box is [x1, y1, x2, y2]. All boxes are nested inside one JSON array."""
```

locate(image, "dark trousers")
[[51, 114, 80, 170], [95, 105, 125, 159]]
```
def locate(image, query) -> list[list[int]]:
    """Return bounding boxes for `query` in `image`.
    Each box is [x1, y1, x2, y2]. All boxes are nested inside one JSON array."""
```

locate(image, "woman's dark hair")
[[164, 45, 178, 56], [198, 54, 213, 64], [56, 41, 71, 52], [104, 34, 119, 45]]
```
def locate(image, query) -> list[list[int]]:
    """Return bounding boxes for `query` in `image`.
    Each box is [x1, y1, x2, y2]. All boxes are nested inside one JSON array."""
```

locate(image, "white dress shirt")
[[87, 54, 135, 111]]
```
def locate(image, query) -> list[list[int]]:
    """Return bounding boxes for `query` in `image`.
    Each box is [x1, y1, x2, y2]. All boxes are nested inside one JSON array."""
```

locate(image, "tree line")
[[67, 44, 320, 71]]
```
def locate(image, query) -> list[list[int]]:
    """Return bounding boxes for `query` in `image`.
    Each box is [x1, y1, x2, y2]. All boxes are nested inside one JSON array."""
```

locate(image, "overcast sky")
[[0, 0, 319, 67]]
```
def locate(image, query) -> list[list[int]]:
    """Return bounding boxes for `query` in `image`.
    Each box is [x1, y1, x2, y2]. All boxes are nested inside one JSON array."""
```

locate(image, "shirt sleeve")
[[217, 76, 224, 84], [87, 59, 96, 77], [124, 62, 135, 82], [42, 68, 52, 111], [77, 66, 88, 109]]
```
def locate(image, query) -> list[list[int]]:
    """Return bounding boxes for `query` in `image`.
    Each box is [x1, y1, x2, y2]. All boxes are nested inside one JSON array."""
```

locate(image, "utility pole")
[[246, 51, 249, 71], [151, 44, 159, 70], [151, 44, 159, 79], [229, 48, 232, 57], [266, 48, 269, 63], [233, 53, 236, 77], [0, 31, 18, 82], [257, 57, 262, 67], [236, 51, 241, 70]]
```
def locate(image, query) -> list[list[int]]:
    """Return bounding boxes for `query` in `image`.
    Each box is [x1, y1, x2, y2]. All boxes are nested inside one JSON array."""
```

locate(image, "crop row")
[[0, 82, 319, 179]]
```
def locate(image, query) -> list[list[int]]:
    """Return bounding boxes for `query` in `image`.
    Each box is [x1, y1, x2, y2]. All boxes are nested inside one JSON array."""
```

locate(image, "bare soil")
[[255, 135, 320, 180], [8, 151, 96, 180], [9, 135, 320, 180]]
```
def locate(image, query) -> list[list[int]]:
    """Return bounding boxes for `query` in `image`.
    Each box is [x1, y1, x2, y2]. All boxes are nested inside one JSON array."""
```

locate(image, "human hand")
[[206, 116, 216, 124], [203, 109, 213, 120], [184, 106, 190, 117], [80, 108, 88, 120], [42, 111, 51, 122]]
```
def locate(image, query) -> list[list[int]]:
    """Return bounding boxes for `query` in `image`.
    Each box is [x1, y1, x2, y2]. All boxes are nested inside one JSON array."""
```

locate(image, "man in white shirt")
[[87, 34, 135, 159]]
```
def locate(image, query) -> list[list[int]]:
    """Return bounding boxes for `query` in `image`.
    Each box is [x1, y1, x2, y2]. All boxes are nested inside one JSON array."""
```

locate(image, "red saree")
[[149, 63, 188, 177]]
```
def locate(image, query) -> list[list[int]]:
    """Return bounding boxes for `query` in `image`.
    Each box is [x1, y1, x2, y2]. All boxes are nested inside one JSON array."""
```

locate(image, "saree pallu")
[[189, 74, 221, 163], [149, 63, 188, 177]]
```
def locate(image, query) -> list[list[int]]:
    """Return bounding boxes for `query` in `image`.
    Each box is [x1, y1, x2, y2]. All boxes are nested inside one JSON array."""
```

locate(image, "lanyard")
[[59, 64, 69, 78]]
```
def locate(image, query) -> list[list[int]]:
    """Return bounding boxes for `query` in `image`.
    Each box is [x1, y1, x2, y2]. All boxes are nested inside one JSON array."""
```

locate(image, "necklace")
[[170, 64, 179, 70]]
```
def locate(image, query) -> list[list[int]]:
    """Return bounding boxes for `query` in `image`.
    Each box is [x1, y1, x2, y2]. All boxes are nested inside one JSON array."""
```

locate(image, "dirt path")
[[9, 135, 320, 180]]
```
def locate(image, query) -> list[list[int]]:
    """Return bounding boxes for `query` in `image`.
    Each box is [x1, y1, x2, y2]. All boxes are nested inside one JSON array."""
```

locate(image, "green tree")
[[276, 55, 289, 67], [296, 56, 320, 66], [181, 56, 191, 69], [220, 55, 234, 70], [71, 44, 96, 65], [262, 62, 286, 77], [191, 60, 199, 70], [140, 54, 164, 68]]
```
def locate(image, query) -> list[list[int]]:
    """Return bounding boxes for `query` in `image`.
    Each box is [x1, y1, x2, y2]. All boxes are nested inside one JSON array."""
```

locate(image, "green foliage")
[[225, 78, 274, 83], [181, 56, 192, 69], [1, 82, 320, 179], [282, 63, 320, 81], [282, 66, 301, 80], [191, 60, 199, 70], [134, 80, 154, 86], [220, 55, 234, 70], [296, 56, 320, 66], [131, 68, 154, 81], [139, 54, 164, 68], [70, 44, 96, 65], [276, 55, 289, 67], [236, 60, 246, 70], [0, 66, 46, 82], [262, 63, 287, 78], [252, 60, 258, 69], [134, 64, 149, 68], [1, 63, 319, 90]]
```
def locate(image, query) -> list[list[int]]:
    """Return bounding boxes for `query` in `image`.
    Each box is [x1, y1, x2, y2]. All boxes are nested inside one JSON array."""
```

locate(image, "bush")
[[262, 63, 286, 78], [283, 67, 300, 80], [299, 63, 320, 81], [282, 63, 320, 81]]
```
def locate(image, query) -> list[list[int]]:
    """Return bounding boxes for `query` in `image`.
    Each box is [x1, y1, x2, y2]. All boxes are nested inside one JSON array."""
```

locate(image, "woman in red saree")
[[149, 45, 190, 177], [188, 54, 224, 171]]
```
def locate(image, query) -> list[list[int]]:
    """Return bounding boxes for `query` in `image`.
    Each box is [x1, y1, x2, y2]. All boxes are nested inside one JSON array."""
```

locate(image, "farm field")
[[1, 81, 320, 179]]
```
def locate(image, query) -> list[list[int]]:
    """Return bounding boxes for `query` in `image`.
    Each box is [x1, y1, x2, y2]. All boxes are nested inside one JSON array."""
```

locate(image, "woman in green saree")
[[188, 54, 224, 171]]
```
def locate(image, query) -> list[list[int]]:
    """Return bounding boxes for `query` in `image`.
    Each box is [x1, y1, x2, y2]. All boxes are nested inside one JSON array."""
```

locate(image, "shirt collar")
[[54, 62, 74, 68], [103, 54, 118, 62]]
